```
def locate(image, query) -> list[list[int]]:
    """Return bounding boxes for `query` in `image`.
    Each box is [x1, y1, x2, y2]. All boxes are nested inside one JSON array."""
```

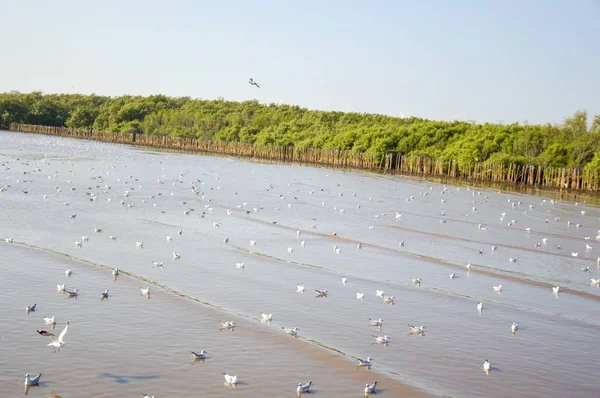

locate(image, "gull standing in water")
[[511, 321, 519, 334], [100, 289, 109, 301], [357, 357, 373, 369], [477, 302, 483, 315], [483, 359, 491, 375], [282, 327, 299, 337], [261, 313, 273, 323], [141, 287, 150, 299], [297, 381, 312, 396], [552, 286, 560, 298], [112, 268, 119, 280], [364, 381, 378, 395], [342, 277, 347, 285]]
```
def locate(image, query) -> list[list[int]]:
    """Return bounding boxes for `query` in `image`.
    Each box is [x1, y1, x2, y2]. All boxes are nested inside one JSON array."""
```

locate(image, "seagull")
[[509, 257, 517, 263], [166, 236, 172, 242], [382, 295, 395, 305], [26, 303, 36, 313], [24, 373, 42, 386], [65, 269, 72, 277], [39, 321, 69, 352], [172, 252, 181, 260], [222, 372, 239, 386], [408, 325, 426, 336], [287, 247, 294, 253], [449, 273, 456, 279], [296, 284, 305, 293], [141, 287, 150, 298], [411, 278, 421, 286], [152, 261, 164, 268], [142, 394, 155, 398], [100, 289, 109, 300], [66, 288, 78, 298], [492, 285, 502, 294], [511, 321, 519, 334], [43, 316, 56, 326], [572, 252, 579, 257], [250, 240, 256, 246], [375, 290, 384, 298], [297, 381, 312, 396], [372, 335, 390, 345], [357, 357, 373, 369], [552, 286, 560, 298], [590, 278, 600, 286], [300, 240, 305, 248], [112, 268, 119, 279], [56, 284, 66, 293], [261, 313, 273, 322], [220, 321, 236, 330], [109, 235, 116, 240], [235, 262, 245, 270], [369, 318, 383, 328], [342, 277, 347, 285], [315, 289, 328, 298], [191, 350, 207, 360], [477, 302, 483, 314], [136, 241, 144, 248], [364, 381, 378, 394], [74, 240, 82, 247], [282, 327, 299, 337], [483, 359, 491, 374], [248, 78, 260, 88], [356, 292, 365, 300]]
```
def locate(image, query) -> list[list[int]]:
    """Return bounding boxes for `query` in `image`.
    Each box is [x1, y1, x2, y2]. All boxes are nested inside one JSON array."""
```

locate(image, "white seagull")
[[375, 290, 384, 298], [26, 303, 37, 313], [492, 285, 502, 294], [172, 252, 181, 260], [261, 313, 273, 322], [56, 284, 66, 293], [296, 284, 305, 293], [356, 292, 365, 300], [477, 302, 483, 315], [141, 286, 150, 298], [372, 335, 390, 345], [297, 381, 312, 396], [369, 318, 383, 328], [222, 372, 239, 386], [191, 350, 207, 360], [511, 321, 519, 334], [24, 373, 42, 386], [282, 327, 299, 337], [552, 286, 560, 298], [357, 357, 373, 369], [364, 381, 378, 394], [100, 289, 109, 300], [342, 277, 347, 285], [43, 316, 56, 326], [382, 295, 395, 305], [220, 321, 236, 330], [39, 321, 69, 352], [315, 289, 328, 298], [483, 359, 491, 374], [65, 269, 72, 277], [408, 325, 426, 336]]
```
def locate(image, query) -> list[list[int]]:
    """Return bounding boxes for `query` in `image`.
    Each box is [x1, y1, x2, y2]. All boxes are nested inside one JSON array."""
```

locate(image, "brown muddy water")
[[1, 131, 599, 397]]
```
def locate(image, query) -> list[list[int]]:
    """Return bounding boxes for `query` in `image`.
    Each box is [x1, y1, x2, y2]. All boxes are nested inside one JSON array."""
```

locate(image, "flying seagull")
[[249, 78, 260, 88]]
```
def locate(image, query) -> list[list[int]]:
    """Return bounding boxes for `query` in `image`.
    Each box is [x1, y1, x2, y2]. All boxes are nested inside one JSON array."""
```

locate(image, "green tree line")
[[1, 91, 600, 172]]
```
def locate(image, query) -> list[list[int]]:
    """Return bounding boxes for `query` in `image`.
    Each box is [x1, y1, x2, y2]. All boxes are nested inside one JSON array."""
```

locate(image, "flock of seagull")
[[3, 142, 600, 397]]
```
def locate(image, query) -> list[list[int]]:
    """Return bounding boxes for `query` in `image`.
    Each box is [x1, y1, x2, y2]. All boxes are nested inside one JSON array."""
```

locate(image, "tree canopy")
[[1, 91, 599, 172]]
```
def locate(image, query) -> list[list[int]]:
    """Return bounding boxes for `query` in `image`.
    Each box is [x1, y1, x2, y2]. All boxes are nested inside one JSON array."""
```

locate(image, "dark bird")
[[36, 329, 53, 337], [248, 78, 260, 88]]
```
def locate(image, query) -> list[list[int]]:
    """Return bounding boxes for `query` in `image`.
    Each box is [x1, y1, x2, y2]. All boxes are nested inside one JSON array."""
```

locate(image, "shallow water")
[[1, 131, 599, 397]]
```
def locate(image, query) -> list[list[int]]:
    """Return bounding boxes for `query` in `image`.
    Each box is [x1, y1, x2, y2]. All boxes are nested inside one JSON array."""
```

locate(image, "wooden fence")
[[7, 123, 599, 192]]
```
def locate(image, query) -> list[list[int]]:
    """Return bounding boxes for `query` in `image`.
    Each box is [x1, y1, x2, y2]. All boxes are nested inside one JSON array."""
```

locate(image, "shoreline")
[[5, 124, 600, 198]]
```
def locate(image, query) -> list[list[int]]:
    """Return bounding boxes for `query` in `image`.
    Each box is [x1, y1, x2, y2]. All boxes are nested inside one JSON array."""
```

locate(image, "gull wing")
[[58, 321, 69, 343]]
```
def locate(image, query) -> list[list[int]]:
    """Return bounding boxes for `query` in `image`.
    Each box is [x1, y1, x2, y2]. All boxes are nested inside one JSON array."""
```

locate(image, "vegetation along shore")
[[2, 91, 599, 191]]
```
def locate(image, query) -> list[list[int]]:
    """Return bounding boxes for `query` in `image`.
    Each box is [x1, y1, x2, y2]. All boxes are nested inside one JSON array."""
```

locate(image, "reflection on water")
[[98, 373, 160, 384]]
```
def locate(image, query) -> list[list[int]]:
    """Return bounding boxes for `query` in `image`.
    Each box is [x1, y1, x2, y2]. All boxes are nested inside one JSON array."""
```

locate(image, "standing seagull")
[[248, 78, 260, 88], [511, 321, 519, 334]]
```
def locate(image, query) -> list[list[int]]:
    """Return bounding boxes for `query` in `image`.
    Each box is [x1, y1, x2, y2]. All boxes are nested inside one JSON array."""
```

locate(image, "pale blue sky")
[[1, 0, 598, 124]]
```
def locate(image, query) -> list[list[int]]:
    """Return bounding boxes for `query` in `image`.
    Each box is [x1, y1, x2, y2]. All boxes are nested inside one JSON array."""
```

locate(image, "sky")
[[0, 0, 598, 124]]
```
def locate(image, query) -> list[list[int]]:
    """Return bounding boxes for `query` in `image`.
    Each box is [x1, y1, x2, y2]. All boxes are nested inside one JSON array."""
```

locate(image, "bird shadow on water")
[[98, 373, 160, 384]]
